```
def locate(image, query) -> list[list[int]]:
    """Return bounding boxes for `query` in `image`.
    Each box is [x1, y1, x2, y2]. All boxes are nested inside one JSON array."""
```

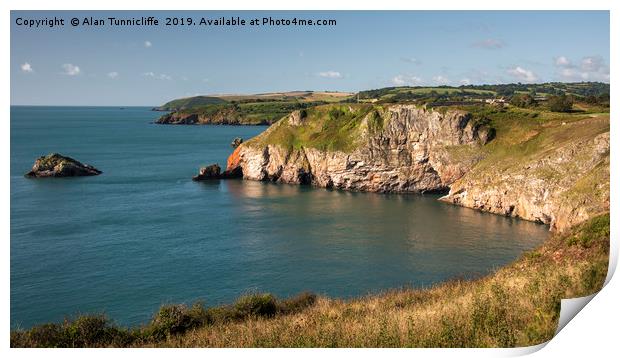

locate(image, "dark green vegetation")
[[12, 214, 609, 347], [356, 82, 609, 111], [11, 292, 317, 347], [547, 94, 574, 112], [154, 96, 227, 111]]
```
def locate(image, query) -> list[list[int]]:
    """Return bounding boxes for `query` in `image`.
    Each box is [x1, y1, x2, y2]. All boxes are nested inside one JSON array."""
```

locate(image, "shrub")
[[11, 323, 66, 348], [65, 315, 116, 346], [277, 292, 317, 314], [147, 303, 208, 340], [10, 315, 132, 348], [232, 293, 278, 319], [11, 292, 319, 347]]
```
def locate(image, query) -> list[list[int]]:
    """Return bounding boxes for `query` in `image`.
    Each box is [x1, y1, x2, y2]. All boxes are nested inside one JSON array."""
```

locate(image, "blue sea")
[[10, 106, 549, 329]]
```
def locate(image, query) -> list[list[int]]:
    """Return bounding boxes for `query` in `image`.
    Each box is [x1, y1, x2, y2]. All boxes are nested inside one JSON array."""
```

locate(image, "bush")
[[147, 302, 209, 339], [11, 292, 319, 347], [10, 315, 132, 348], [509, 94, 536, 108], [11, 323, 66, 348], [232, 293, 278, 319], [278, 292, 317, 314]]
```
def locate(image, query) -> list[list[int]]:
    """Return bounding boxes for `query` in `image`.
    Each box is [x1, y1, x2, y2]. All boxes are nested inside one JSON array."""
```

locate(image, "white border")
[[3, 1, 617, 357]]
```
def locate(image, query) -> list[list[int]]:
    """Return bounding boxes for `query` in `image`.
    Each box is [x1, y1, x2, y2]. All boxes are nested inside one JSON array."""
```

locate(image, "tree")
[[510, 94, 536, 108], [547, 94, 573, 112]]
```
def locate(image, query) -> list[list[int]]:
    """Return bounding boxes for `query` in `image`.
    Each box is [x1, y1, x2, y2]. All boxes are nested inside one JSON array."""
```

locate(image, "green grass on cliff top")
[[158, 96, 227, 110], [247, 104, 385, 152], [458, 105, 609, 170], [245, 102, 610, 183]]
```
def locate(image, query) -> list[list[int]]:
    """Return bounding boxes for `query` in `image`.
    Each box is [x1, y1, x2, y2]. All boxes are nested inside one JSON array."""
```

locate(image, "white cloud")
[[555, 56, 571, 67], [432, 75, 450, 85], [144, 41, 152, 48], [107, 71, 119, 79], [506, 66, 538, 83], [318, 71, 342, 79], [391, 74, 423, 86], [553, 55, 609, 82], [143, 72, 172, 80], [581, 56, 604, 72], [460, 78, 472, 85], [21, 62, 34, 73], [62, 63, 81, 76], [472, 39, 505, 49]]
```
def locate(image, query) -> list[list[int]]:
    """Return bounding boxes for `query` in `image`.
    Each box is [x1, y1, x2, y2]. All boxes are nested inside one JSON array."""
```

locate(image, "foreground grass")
[[11, 213, 609, 347]]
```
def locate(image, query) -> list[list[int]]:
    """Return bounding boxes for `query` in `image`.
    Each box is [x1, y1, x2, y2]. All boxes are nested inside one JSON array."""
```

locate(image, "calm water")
[[10, 106, 549, 329]]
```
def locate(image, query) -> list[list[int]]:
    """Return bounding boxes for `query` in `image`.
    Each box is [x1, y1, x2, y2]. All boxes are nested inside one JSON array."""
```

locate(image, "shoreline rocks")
[[155, 110, 270, 126], [192, 164, 222, 181], [192, 163, 242, 181], [25, 153, 102, 178]]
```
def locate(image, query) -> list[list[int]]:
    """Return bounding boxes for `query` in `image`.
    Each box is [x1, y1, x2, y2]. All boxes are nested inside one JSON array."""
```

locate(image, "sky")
[[11, 11, 610, 106]]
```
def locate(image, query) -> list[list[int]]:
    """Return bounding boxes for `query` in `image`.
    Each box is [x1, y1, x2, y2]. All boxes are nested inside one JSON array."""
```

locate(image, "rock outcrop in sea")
[[192, 163, 243, 181], [25, 153, 102, 178], [224, 104, 609, 231], [231, 137, 244, 148]]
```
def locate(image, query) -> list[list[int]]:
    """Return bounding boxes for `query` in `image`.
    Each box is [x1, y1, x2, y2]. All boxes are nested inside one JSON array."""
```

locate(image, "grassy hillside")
[[154, 91, 355, 125], [247, 104, 382, 151], [11, 213, 609, 347], [154, 83, 607, 125], [155, 96, 227, 111], [246, 98, 608, 155]]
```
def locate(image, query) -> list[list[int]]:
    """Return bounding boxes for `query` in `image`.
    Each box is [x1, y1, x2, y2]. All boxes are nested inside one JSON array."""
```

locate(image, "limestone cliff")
[[225, 104, 609, 231], [156, 106, 270, 125], [441, 116, 609, 232], [228, 104, 491, 193]]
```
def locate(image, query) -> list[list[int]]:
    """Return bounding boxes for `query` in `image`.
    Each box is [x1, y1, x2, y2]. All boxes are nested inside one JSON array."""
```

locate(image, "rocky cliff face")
[[228, 105, 491, 193], [156, 107, 268, 125], [441, 117, 609, 232], [225, 104, 609, 232]]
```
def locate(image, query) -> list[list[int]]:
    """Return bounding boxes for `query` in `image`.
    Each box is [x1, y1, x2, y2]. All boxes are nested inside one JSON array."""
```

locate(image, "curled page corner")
[[506, 341, 549, 356], [555, 293, 597, 335]]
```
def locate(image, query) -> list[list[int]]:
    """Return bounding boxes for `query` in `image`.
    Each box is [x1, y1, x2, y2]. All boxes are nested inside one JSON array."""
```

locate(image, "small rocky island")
[[25, 153, 102, 178]]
